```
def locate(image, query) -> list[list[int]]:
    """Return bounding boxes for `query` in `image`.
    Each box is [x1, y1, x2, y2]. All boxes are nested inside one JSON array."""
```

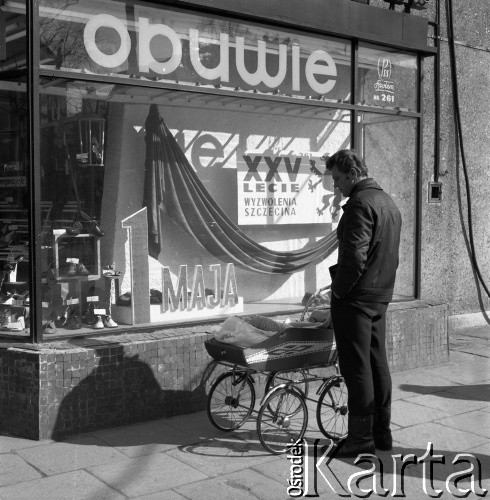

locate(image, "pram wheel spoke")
[[207, 371, 255, 431], [257, 387, 308, 454], [316, 376, 348, 440], [264, 369, 309, 415]]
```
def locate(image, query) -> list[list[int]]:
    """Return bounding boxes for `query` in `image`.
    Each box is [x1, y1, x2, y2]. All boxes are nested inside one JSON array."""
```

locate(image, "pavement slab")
[[87, 451, 208, 497], [174, 468, 287, 500], [390, 399, 449, 427], [0, 433, 51, 454], [132, 490, 188, 500], [0, 470, 125, 500], [15, 435, 129, 476], [165, 436, 279, 477], [392, 422, 488, 452], [164, 410, 245, 440], [0, 454, 43, 487], [91, 419, 202, 458], [436, 409, 490, 439]]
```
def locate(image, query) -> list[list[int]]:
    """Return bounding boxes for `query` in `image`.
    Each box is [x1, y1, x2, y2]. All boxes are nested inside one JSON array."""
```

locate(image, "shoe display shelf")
[[52, 229, 101, 281], [0, 202, 29, 267]]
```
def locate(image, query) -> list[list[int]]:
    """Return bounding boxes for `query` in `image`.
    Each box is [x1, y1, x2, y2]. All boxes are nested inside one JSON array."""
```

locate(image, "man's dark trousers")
[[331, 296, 391, 416]]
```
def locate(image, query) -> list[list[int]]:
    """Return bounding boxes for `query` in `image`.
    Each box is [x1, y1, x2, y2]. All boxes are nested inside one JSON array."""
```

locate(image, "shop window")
[[358, 43, 418, 112], [0, 1, 29, 338], [39, 79, 351, 334], [358, 112, 417, 300]]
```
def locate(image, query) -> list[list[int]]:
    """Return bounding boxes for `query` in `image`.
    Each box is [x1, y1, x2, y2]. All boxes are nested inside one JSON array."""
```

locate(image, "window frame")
[[2, 0, 425, 342]]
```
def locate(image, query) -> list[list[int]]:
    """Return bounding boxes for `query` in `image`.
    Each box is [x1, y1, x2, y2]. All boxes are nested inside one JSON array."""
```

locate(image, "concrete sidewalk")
[[0, 326, 488, 500]]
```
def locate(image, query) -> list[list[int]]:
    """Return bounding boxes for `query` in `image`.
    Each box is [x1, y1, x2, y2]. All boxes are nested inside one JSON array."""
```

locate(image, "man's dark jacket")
[[331, 178, 402, 302]]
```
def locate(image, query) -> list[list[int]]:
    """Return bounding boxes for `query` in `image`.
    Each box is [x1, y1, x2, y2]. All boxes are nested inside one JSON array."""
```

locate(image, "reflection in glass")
[[39, 78, 351, 333], [0, 1, 29, 338], [358, 112, 417, 299]]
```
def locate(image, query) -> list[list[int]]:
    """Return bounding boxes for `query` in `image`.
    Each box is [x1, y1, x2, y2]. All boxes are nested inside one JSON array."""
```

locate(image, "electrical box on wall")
[[428, 182, 442, 203]]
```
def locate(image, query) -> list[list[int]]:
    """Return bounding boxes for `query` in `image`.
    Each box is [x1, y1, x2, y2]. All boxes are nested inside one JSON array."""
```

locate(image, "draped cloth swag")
[[142, 104, 338, 274]]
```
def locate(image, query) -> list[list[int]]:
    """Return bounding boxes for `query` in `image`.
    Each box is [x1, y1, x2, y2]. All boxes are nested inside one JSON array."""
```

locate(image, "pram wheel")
[[257, 387, 308, 454], [316, 376, 348, 440], [264, 369, 309, 415], [207, 371, 255, 431]]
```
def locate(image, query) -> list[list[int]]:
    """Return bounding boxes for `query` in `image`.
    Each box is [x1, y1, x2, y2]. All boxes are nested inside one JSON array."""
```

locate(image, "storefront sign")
[[237, 155, 333, 225], [373, 57, 395, 106], [82, 14, 337, 95]]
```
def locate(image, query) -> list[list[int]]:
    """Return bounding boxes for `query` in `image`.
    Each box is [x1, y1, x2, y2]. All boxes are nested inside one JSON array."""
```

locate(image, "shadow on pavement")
[[399, 383, 490, 402]]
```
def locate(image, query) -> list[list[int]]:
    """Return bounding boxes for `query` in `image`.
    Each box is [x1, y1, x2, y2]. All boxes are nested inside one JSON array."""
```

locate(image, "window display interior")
[[0, 88, 30, 336], [36, 78, 417, 335]]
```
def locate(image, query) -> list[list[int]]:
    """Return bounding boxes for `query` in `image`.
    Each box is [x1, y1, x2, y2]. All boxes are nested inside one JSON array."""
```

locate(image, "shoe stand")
[[52, 230, 101, 281], [46, 230, 102, 327]]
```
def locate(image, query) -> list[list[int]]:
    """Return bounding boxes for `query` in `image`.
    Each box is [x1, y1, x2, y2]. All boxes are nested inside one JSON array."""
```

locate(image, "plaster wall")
[[420, 2, 490, 317], [368, 0, 490, 317]]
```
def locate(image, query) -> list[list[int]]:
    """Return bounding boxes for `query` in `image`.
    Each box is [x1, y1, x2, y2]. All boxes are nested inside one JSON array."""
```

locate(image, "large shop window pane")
[[358, 112, 417, 300], [39, 0, 351, 102], [39, 79, 350, 334], [358, 43, 418, 112], [0, 1, 29, 338]]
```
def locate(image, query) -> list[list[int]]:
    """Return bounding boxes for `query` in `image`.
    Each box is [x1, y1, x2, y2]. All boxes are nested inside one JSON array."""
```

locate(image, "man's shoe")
[[103, 315, 118, 328], [373, 406, 393, 451], [66, 263, 77, 277], [64, 309, 82, 330], [43, 320, 57, 334], [66, 221, 83, 235], [335, 415, 375, 458], [76, 263, 90, 276]]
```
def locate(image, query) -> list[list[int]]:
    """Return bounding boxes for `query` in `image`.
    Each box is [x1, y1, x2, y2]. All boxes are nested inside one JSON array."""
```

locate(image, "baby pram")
[[204, 286, 348, 454]]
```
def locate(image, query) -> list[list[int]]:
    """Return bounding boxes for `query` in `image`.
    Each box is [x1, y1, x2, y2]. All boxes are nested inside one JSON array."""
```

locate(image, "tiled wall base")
[[0, 300, 448, 440]]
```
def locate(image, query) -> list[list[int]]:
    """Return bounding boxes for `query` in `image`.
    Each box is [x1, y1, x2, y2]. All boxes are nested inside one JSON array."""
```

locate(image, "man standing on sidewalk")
[[324, 149, 402, 457]]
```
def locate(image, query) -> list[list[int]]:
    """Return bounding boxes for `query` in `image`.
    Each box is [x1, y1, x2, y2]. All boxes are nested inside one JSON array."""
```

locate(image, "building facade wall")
[[369, 0, 490, 319]]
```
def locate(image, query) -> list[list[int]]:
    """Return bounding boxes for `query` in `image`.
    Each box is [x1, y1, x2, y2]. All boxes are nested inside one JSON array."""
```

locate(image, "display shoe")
[[102, 315, 118, 328], [66, 263, 77, 277], [76, 263, 90, 276], [79, 211, 104, 237], [55, 307, 69, 328], [93, 315, 104, 329], [0, 291, 13, 303], [1, 263, 16, 275], [66, 221, 83, 235], [0, 223, 10, 235], [103, 264, 122, 278], [64, 309, 83, 330], [43, 320, 57, 334], [83, 303, 97, 325], [5, 316, 25, 331], [41, 268, 57, 285], [0, 229, 15, 249]]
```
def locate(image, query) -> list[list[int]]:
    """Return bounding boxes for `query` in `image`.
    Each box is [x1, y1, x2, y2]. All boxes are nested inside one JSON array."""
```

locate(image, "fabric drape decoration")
[[143, 104, 338, 274]]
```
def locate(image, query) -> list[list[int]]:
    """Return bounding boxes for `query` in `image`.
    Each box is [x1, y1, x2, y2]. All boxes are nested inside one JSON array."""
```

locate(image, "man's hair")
[[323, 149, 369, 177]]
